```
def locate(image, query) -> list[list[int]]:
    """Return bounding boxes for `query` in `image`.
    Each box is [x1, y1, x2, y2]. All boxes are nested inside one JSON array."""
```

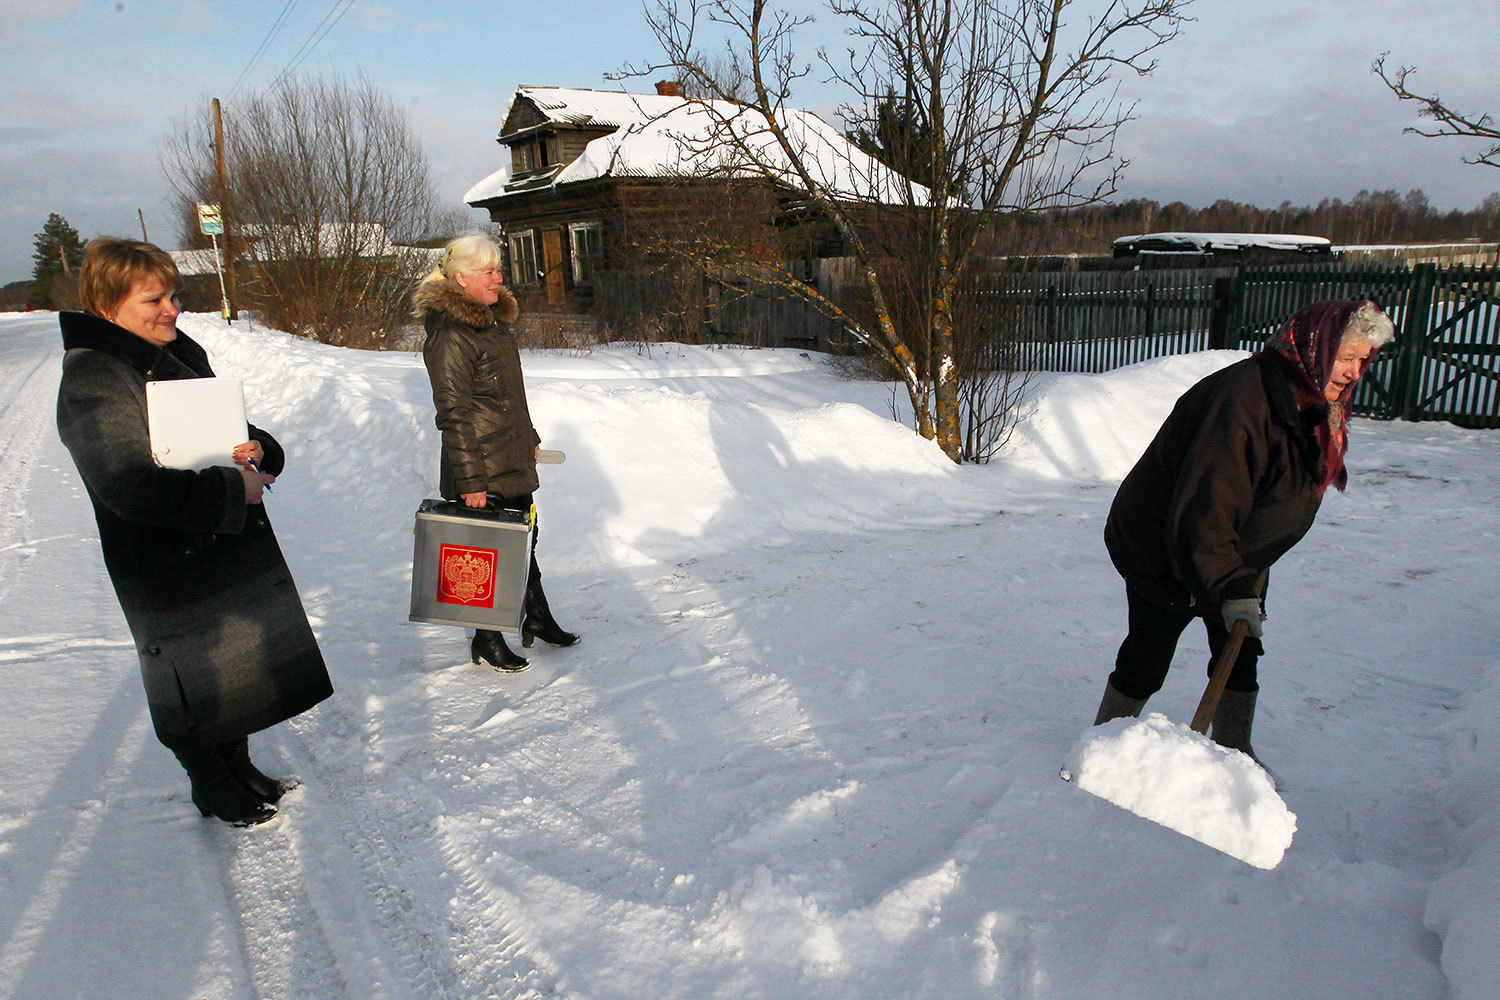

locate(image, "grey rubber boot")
[[1093, 681, 1149, 726], [1212, 689, 1283, 790], [1209, 688, 1258, 755]]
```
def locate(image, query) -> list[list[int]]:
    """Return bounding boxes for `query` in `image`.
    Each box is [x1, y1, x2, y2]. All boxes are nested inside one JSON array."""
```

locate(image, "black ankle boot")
[[221, 738, 298, 803], [172, 744, 277, 827], [522, 579, 579, 649], [472, 629, 530, 672]]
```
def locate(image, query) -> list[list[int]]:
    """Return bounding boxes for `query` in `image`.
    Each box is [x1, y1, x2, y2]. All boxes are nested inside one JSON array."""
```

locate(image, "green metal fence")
[[1010, 261, 1500, 426], [989, 267, 1239, 372], [1227, 263, 1500, 425]]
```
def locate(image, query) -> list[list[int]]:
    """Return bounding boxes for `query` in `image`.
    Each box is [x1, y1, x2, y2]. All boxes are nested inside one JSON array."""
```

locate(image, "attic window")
[[512, 135, 558, 176]]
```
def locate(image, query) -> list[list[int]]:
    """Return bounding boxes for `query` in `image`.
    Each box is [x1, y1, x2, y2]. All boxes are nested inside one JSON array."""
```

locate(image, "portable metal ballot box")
[[409, 499, 534, 633]]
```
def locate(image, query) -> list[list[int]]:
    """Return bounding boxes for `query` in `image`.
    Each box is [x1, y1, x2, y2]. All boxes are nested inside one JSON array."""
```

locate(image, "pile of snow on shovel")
[[1064, 713, 1297, 869]]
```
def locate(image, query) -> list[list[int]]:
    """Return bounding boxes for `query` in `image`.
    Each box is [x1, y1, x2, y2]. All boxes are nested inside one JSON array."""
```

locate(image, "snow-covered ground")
[[0, 310, 1495, 999]]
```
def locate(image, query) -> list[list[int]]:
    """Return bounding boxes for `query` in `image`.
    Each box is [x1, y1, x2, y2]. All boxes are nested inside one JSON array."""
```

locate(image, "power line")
[[271, 0, 360, 88], [227, 0, 301, 100]]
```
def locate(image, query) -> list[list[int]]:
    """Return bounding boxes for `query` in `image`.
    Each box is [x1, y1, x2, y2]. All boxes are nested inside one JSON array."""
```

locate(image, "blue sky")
[[1, 0, 1495, 283]]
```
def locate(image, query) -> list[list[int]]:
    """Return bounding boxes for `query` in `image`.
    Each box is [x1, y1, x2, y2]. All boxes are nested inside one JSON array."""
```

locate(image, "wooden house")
[[464, 84, 923, 313]]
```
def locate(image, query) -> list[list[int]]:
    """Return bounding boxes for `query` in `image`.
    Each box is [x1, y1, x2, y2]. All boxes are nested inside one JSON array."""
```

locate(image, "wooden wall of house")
[[556, 128, 609, 164], [482, 180, 792, 310], [501, 98, 546, 135]]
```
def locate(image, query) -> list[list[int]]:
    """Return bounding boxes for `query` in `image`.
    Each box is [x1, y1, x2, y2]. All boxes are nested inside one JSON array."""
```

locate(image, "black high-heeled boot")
[[222, 738, 298, 803], [521, 577, 580, 649], [472, 629, 530, 672], [172, 744, 277, 827]]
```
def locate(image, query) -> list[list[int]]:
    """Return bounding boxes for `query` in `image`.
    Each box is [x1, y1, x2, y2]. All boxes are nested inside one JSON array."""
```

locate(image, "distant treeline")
[[1033, 189, 1500, 255]]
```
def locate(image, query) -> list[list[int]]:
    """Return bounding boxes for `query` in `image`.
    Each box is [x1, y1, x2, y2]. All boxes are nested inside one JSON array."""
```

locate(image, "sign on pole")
[[197, 203, 231, 322], [197, 202, 224, 236]]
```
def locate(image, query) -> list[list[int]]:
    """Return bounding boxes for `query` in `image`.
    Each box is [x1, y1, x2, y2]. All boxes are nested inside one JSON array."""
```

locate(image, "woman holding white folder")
[[56, 237, 332, 828]]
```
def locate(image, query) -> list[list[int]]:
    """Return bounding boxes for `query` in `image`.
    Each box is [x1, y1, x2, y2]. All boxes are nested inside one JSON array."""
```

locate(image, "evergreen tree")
[[29, 213, 85, 308], [846, 92, 956, 194]]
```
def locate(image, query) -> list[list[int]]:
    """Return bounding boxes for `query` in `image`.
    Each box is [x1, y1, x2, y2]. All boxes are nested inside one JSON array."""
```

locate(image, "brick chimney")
[[655, 79, 682, 97]]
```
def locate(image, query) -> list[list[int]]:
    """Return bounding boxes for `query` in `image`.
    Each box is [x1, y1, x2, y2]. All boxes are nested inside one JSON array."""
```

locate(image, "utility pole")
[[212, 97, 238, 319]]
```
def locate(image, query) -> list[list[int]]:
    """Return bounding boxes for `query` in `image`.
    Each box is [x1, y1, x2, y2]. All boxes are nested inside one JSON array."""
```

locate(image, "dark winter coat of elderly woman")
[[56, 237, 331, 828]]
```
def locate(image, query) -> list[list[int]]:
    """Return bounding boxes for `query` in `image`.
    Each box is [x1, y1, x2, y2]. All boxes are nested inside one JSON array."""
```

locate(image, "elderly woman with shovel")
[[1092, 299, 1395, 771]]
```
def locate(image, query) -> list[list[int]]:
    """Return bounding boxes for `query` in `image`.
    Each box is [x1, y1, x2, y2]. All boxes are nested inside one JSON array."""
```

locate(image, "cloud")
[[1114, 82, 1499, 212], [0, 0, 84, 34], [0, 141, 173, 281], [357, 4, 399, 32]]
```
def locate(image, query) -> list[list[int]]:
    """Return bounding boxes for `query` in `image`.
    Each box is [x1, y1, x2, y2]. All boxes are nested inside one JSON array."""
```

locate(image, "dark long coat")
[[414, 279, 540, 500], [1104, 353, 1326, 612], [56, 312, 332, 748]]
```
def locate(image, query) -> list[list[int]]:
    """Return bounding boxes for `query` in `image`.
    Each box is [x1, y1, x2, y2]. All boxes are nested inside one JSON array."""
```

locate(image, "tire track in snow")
[[0, 340, 58, 602], [198, 813, 354, 1000], [277, 694, 564, 1000]]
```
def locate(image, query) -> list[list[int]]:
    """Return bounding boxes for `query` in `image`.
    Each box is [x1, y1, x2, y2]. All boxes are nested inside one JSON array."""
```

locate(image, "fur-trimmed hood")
[[412, 276, 519, 329]]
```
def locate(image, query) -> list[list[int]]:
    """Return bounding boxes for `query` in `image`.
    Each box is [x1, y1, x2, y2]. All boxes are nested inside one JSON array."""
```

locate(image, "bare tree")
[[624, 0, 1190, 461], [1375, 53, 1499, 171], [163, 74, 447, 348]]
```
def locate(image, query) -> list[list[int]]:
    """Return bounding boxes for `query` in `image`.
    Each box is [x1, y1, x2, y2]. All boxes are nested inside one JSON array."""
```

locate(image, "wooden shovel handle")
[[1189, 569, 1268, 735], [1190, 618, 1250, 734]]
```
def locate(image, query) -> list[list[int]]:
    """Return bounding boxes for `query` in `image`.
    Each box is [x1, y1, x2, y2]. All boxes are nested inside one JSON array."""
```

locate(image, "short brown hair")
[[78, 237, 183, 317]]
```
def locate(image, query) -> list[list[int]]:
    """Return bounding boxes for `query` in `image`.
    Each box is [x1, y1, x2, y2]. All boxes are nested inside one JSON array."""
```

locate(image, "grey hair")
[[439, 232, 502, 278], [1343, 300, 1396, 349]]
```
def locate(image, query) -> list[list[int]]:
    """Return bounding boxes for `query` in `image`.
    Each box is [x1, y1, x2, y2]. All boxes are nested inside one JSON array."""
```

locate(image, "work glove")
[[1221, 597, 1264, 639]]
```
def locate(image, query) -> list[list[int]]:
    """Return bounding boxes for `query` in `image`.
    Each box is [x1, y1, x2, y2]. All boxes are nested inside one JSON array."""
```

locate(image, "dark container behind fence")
[[409, 500, 533, 633]]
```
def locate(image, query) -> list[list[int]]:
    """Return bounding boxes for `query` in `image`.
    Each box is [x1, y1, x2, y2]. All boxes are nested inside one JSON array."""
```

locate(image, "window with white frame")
[[507, 230, 538, 286], [568, 222, 603, 286]]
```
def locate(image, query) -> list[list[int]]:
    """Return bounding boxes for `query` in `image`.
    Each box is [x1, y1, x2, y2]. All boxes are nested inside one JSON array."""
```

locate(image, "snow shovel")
[[1061, 574, 1296, 869]]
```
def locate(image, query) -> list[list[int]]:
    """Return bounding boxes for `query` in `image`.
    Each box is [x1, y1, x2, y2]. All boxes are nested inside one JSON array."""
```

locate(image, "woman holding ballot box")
[[56, 237, 332, 828], [415, 232, 579, 673]]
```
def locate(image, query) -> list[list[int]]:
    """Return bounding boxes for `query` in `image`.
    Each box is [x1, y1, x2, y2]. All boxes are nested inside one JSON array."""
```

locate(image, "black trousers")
[[1107, 585, 1263, 699], [492, 491, 543, 600]]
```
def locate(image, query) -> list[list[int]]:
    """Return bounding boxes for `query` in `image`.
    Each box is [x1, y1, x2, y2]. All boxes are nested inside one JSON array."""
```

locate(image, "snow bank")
[[1424, 670, 1500, 1000], [1063, 714, 1297, 870], [182, 318, 993, 569], [1000, 351, 1247, 481]]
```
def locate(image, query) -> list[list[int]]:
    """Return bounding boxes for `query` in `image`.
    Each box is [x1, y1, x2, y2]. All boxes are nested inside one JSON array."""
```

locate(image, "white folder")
[[146, 377, 249, 471]]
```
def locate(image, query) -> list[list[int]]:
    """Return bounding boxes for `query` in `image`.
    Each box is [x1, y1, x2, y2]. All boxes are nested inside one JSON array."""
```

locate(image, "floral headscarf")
[[1259, 299, 1383, 494]]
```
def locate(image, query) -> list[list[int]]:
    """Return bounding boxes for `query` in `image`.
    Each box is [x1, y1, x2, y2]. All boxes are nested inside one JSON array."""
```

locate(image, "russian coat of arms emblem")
[[437, 544, 497, 607]]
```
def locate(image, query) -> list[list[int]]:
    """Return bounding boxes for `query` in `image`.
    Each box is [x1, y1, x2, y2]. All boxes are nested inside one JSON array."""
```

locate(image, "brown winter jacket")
[[415, 278, 540, 500], [1104, 353, 1326, 612]]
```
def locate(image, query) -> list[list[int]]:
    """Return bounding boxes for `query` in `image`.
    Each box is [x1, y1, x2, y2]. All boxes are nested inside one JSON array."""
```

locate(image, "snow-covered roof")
[[1113, 232, 1333, 253], [240, 221, 400, 259], [167, 249, 222, 277], [465, 86, 931, 207], [170, 226, 439, 274]]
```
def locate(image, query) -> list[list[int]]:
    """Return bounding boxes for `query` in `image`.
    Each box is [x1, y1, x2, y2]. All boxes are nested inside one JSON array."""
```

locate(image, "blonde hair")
[[1343, 300, 1396, 350], [78, 237, 182, 317]]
